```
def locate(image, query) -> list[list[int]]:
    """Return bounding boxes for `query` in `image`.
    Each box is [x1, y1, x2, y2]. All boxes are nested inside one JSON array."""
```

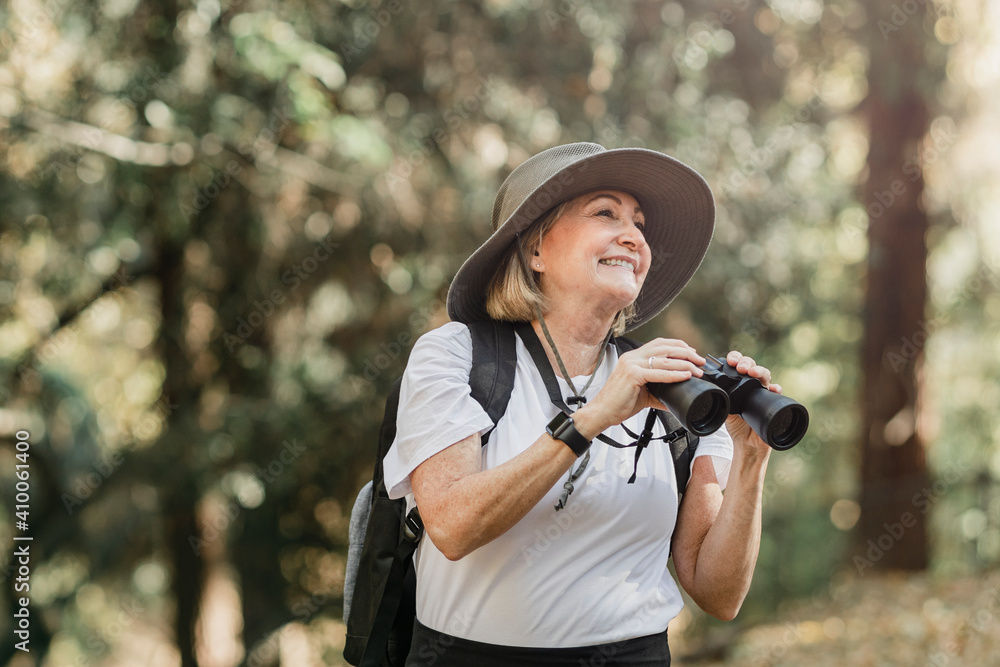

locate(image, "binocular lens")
[[687, 393, 715, 425], [687, 391, 729, 434], [647, 380, 729, 437], [741, 389, 810, 450], [763, 404, 810, 451], [771, 409, 794, 440]]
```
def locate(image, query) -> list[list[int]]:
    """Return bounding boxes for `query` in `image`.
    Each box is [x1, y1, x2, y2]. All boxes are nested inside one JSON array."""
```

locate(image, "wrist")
[[546, 411, 591, 457], [569, 404, 611, 442], [731, 440, 771, 482]]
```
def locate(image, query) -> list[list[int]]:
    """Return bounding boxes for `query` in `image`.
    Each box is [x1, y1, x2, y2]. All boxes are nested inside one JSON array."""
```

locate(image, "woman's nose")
[[619, 224, 645, 248]]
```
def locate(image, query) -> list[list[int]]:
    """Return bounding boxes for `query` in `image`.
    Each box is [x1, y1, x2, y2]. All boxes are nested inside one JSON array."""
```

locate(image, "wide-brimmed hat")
[[446, 142, 716, 332]]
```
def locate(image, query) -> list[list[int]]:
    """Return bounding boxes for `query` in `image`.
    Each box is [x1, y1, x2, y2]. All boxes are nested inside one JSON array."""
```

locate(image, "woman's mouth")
[[598, 258, 636, 272]]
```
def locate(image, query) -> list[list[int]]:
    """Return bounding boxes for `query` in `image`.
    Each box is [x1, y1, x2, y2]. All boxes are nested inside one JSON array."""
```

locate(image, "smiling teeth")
[[600, 259, 634, 271]]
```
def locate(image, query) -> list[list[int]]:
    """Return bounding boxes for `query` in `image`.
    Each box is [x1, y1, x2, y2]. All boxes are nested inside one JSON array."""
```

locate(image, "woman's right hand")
[[573, 338, 706, 438]]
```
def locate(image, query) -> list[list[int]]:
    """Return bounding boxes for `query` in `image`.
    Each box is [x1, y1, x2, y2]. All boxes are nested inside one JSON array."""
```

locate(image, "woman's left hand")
[[723, 350, 782, 452]]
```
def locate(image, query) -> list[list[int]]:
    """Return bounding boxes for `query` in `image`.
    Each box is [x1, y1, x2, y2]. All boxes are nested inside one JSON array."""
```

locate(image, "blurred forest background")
[[1, 0, 999, 665]]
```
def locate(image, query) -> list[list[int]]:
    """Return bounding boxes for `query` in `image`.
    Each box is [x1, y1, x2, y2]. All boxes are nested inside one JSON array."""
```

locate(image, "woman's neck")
[[530, 306, 616, 379]]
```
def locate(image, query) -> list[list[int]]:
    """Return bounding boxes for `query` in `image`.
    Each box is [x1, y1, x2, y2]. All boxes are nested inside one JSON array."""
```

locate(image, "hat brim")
[[447, 147, 715, 333]]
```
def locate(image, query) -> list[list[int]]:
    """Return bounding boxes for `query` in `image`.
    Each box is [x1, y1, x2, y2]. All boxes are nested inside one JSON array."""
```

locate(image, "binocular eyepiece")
[[646, 356, 809, 450]]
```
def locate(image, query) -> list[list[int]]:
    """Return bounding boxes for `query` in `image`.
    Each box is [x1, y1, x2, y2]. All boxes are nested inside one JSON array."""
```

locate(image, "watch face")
[[547, 412, 570, 435], [545, 410, 590, 457]]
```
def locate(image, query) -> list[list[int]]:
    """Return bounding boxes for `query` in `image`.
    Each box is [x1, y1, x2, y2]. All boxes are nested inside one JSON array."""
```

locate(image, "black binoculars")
[[647, 355, 809, 450]]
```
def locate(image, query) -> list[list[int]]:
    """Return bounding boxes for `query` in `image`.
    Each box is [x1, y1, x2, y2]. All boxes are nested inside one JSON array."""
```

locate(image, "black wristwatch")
[[546, 411, 591, 457]]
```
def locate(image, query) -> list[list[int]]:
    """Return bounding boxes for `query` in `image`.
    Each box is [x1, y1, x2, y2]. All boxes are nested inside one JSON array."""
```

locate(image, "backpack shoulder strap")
[[369, 376, 404, 497], [467, 320, 518, 445], [656, 407, 699, 500], [612, 336, 700, 498]]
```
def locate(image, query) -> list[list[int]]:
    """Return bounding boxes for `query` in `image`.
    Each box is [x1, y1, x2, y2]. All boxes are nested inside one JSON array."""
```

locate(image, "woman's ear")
[[529, 243, 543, 272], [532, 250, 544, 272]]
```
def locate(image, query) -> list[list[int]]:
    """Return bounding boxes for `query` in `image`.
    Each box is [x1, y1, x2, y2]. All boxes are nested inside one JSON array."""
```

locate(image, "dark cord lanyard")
[[514, 323, 685, 506]]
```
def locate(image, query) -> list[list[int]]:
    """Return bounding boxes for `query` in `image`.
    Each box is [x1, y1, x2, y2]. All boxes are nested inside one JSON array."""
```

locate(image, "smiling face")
[[533, 189, 651, 316]]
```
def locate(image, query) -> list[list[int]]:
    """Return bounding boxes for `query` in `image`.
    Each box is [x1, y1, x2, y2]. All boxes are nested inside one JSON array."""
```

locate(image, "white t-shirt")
[[383, 321, 734, 648]]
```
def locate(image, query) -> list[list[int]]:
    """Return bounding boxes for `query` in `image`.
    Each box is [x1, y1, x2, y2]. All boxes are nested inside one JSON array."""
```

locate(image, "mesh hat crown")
[[446, 142, 716, 332]]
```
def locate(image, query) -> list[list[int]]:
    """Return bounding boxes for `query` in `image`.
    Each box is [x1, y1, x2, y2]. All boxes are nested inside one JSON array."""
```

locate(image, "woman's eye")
[[635, 220, 646, 233], [596, 208, 615, 218]]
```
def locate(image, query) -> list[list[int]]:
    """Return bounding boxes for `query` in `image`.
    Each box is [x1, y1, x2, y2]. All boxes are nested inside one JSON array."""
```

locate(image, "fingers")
[[645, 367, 702, 383], [727, 350, 773, 387], [646, 353, 704, 378], [642, 338, 706, 368]]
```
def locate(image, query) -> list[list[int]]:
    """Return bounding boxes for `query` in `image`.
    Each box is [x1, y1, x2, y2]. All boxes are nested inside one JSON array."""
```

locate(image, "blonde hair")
[[484, 200, 637, 336]]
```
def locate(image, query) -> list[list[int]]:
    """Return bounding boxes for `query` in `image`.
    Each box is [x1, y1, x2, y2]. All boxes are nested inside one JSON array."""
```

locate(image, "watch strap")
[[546, 412, 591, 457]]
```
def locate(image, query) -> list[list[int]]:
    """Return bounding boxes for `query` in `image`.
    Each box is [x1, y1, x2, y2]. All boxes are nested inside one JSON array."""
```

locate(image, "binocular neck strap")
[[533, 306, 610, 406], [516, 319, 608, 511], [515, 322, 687, 488], [516, 321, 596, 412], [514, 322, 624, 451], [627, 409, 659, 484]]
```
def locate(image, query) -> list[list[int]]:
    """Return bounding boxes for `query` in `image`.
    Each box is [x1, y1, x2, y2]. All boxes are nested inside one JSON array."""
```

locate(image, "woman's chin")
[[599, 278, 641, 304], [592, 287, 640, 313]]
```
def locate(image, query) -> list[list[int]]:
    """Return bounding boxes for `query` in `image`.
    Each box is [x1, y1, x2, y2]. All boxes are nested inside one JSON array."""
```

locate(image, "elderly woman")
[[382, 143, 779, 665]]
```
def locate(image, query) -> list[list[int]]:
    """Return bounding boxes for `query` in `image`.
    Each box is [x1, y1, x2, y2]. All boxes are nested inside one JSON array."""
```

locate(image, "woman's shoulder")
[[413, 320, 473, 351], [405, 321, 474, 373]]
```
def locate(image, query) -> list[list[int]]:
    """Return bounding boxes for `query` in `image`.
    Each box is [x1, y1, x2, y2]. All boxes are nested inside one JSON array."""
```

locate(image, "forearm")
[[420, 429, 580, 560], [689, 445, 770, 619]]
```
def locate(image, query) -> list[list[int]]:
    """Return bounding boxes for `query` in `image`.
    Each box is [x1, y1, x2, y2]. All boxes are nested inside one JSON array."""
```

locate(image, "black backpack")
[[343, 320, 699, 667]]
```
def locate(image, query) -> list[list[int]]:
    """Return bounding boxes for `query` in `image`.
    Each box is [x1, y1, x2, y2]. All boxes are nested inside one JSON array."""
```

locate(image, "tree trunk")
[[157, 228, 205, 666], [856, 1, 936, 572]]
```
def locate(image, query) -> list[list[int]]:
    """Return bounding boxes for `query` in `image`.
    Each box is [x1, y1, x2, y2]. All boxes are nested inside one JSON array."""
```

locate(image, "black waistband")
[[404, 617, 670, 667]]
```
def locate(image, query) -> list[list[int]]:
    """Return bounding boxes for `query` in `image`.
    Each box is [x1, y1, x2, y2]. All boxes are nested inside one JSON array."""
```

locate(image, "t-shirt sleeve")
[[382, 322, 496, 500], [690, 424, 734, 490]]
